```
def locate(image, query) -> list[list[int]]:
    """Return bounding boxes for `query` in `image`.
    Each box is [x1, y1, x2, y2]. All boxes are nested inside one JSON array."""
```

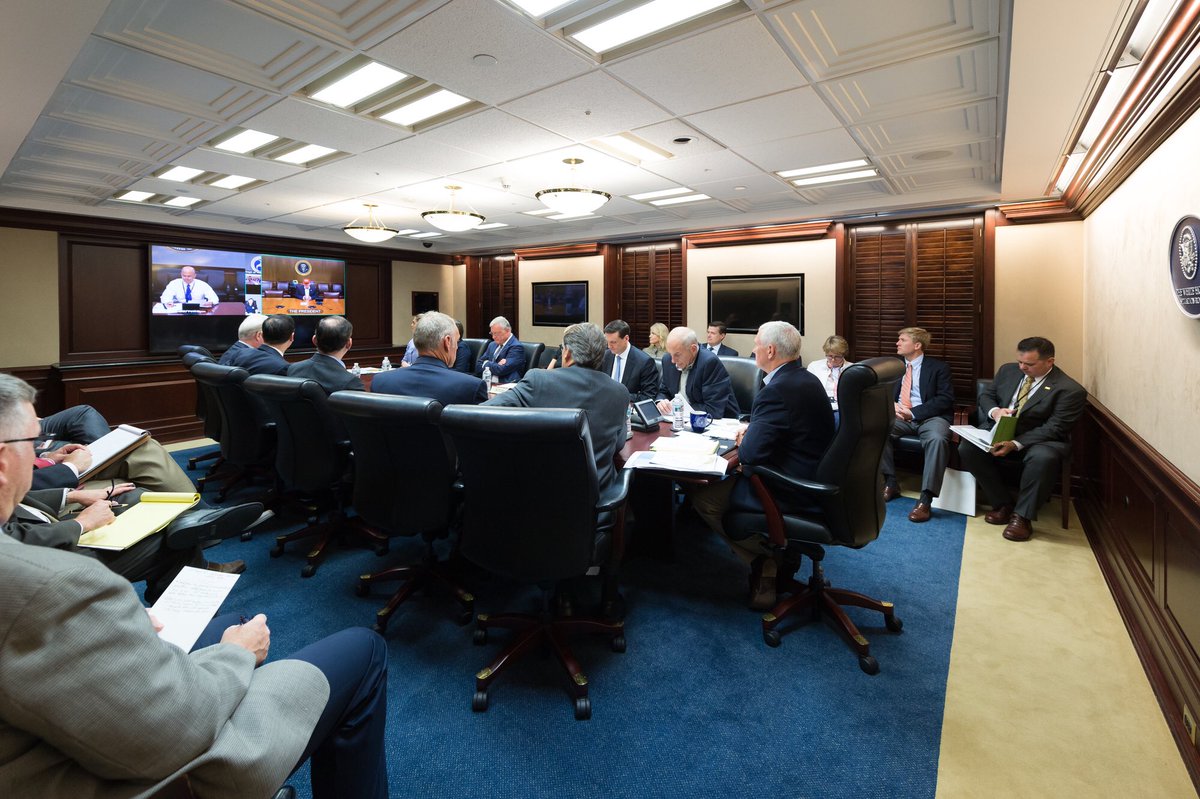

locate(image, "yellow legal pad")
[[77, 492, 201, 551]]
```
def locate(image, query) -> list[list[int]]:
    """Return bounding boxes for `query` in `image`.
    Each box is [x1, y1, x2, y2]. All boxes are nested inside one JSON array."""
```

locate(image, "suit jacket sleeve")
[[737, 387, 785, 466], [1016, 376, 1087, 448], [482, 372, 537, 407], [491, 343, 526, 382], [911, 359, 955, 422], [632, 354, 659, 403], [4, 518, 81, 549], [0, 552, 327, 784], [698, 358, 738, 419], [30, 463, 78, 491]]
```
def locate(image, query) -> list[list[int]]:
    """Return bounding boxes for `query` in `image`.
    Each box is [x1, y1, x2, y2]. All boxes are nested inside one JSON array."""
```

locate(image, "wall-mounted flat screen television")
[[148, 245, 346, 354], [708, 274, 803, 334], [531, 281, 588, 327]]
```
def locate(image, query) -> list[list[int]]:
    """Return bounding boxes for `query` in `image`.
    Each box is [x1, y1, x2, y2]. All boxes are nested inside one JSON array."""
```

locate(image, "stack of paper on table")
[[623, 449, 729, 476], [151, 566, 240, 651], [77, 492, 201, 550], [649, 431, 718, 454], [701, 418, 748, 439]]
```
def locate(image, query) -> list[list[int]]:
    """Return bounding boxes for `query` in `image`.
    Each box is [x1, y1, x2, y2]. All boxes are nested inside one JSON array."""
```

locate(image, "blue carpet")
[[172, 448, 965, 799]]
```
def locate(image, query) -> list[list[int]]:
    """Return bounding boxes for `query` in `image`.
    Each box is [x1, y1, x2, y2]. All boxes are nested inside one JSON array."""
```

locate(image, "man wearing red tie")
[[880, 327, 954, 523], [288, 278, 323, 302]]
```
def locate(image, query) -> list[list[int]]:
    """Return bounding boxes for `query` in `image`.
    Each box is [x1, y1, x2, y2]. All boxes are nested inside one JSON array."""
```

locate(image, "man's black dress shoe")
[[164, 502, 265, 552]]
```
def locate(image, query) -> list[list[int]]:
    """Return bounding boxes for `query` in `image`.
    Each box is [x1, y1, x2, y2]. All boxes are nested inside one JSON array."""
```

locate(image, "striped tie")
[[1014, 375, 1034, 415], [899, 363, 913, 409]]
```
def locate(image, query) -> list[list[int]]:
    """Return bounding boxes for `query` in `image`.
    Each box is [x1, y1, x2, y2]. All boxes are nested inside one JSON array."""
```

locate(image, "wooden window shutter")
[[618, 243, 683, 345], [479, 256, 517, 337], [847, 217, 983, 405]]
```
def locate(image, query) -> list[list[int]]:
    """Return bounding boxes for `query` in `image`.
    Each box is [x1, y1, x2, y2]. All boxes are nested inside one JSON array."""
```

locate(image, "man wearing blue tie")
[[474, 316, 526, 383], [160, 266, 218, 309]]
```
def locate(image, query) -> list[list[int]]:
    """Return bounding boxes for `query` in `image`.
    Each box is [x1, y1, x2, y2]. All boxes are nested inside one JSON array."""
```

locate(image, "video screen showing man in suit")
[[287, 278, 323, 302], [602, 319, 658, 402], [262, 255, 345, 315], [372, 312, 486, 405], [160, 266, 219, 310]]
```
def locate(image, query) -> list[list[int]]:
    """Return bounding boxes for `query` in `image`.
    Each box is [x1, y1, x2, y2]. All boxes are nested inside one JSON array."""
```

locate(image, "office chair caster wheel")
[[240, 531, 253, 542], [886, 616, 903, 633], [610, 635, 626, 654], [456, 609, 473, 626], [763, 629, 781, 648], [859, 655, 880, 675], [473, 629, 487, 645], [573, 697, 591, 721], [355, 579, 370, 597], [301, 564, 317, 578], [472, 690, 488, 712], [270, 543, 284, 558]]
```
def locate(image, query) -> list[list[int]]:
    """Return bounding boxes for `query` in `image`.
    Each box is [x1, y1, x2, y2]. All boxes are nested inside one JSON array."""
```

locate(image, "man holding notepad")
[[957, 337, 1087, 541]]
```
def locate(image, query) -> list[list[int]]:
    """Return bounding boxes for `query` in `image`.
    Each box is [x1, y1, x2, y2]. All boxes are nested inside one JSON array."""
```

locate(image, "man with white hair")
[[690, 321, 835, 610], [475, 316, 527, 383], [654, 326, 740, 419], [372, 312, 487, 405], [218, 313, 266, 367]]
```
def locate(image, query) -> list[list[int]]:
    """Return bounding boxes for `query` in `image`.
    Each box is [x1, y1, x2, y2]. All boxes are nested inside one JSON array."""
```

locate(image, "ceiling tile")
[[500, 72, 671, 141], [736, 127, 866, 173], [242, 98, 403, 153], [368, 0, 592, 106], [418, 108, 570, 162], [853, 100, 997, 155], [172, 148, 307, 181], [45, 85, 222, 146], [684, 87, 841, 148], [643, 149, 762, 185], [230, 0, 439, 50], [607, 17, 806, 116]]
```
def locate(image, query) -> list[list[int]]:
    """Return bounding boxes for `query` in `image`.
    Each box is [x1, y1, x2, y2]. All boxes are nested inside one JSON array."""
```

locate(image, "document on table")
[[701, 419, 748, 440], [623, 449, 729, 476], [151, 566, 241, 651], [649, 431, 718, 454]]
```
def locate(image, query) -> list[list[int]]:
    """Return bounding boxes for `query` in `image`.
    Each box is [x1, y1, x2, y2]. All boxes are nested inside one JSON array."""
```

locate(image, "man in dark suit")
[[219, 313, 266, 367], [602, 319, 659, 402], [475, 316, 526, 383], [705, 321, 739, 356], [690, 321, 835, 609], [880, 326, 954, 523], [484, 322, 629, 495], [287, 316, 365, 394], [240, 315, 294, 376], [372, 312, 486, 405], [958, 337, 1087, 541], [287, 278, 323, 302], [452, 319, 473, 373], [655, 327, 740, 420]]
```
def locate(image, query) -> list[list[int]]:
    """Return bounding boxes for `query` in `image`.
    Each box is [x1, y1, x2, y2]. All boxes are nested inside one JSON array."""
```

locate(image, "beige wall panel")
[[0, 227, 59, 367], [993, 222, 1085, 376], [1084, 107, 1200, 482], [391, 260, 454, 348], [518, 255, 604, 346], [684, 238, 837, 362]]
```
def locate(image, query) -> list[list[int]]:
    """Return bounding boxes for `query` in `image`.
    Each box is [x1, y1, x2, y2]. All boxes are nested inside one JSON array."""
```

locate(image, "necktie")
[[184, 283, 192, 302], [1014, 375, 1034, 415], [613, 354, 622, 382], [827, 366, 839, 395], [899, 363, 913, 409]]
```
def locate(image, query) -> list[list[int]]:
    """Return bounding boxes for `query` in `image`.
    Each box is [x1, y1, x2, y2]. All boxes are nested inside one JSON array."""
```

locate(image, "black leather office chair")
[[725, 357, 905, 674], [521, 342, 544, 377], [535, 345, 560, 369], [180, 350, 222, 475], [441, 405, 632, 720], [720, 356, 763, 420], [243, 375, 387, 577], [462, 338, 487, 373], [189, 361, 276, 506], [177, 344, 215, 361], [328, 391, 474, 631]]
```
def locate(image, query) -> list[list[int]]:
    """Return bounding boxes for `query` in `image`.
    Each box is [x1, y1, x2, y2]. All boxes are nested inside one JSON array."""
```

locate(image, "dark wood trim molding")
[[681, 220, 832, 248], [1076, 396, 1200, 791], [995, 199, 1083, 224], [601, 243, 620, 322], [513, 242, 603, 260]]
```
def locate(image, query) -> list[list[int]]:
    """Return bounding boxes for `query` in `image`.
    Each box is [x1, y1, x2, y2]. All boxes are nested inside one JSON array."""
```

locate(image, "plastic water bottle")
[[482, 365, 492, 390], [671, 394, 684, 431], [626, 404, 634, 439], [381, 356, 392, 371], [351, 362, 361, 377]]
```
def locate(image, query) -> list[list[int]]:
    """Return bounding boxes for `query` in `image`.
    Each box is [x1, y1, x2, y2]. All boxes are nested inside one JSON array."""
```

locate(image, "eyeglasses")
[[825, 355, 846, 363], [1, 436, 40, 445]]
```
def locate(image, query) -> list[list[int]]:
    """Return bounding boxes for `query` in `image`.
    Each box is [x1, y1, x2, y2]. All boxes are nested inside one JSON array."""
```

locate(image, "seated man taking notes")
[[957, 337, 1086, 542], [0, 375, 389, 798], [655, 326, 740, 420]]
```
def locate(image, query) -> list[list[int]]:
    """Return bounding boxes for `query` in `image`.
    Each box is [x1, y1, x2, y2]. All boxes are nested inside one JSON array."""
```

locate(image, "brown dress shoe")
[[883, 485, 902, 502], [985, 504, 1014, 525], [206, 559, 246, 574], [1002, 514, 1033, 542], [907, 502, 932, 523]]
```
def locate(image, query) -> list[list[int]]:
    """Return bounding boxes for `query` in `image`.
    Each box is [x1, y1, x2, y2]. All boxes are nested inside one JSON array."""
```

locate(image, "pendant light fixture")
[[343, 203, 399, 243], [421, 185, 485, 232], [536, 158, 611, 215]]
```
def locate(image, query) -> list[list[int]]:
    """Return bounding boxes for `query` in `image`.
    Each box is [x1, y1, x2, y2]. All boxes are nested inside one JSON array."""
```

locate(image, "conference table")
[[261, 297, 346, 315]]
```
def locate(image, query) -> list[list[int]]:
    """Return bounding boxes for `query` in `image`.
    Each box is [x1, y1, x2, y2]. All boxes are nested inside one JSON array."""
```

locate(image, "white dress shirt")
[[161, 277, 218, 306]]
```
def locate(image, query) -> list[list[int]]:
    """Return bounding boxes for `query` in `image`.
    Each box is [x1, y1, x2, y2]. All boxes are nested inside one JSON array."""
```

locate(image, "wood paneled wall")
[[1076, 398, 1200, 787]]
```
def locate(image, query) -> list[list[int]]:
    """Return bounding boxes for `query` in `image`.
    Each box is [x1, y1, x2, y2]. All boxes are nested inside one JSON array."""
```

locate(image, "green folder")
[[991, 413, 1018, 444]]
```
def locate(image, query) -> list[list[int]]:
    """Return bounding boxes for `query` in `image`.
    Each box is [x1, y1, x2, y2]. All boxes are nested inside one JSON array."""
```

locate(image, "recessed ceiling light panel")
[[211, 175, 255, 189], [274, 144, 337, 165], [630, 187, 691, 201], [649, 193, 711, 206], [776, 159, 870, 178], [214, 129, 278, 154], [791, 168, 878, 187], [572, 0, 736, 53], [158, 166, 204, 182], [311, 62, 407, 107], [164, 196, 201, 207], [116, 190, 153, 202], [380, 90, 471, 126]]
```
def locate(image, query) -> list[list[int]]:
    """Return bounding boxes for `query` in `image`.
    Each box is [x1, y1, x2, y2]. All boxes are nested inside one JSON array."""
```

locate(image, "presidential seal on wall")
[[1170, 216, 1200, 319]]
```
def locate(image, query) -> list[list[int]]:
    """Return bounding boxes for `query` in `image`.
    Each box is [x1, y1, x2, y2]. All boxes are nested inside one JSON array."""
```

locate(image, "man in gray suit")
[[484, 322, 630, 495], [0, 374, 389, 798]]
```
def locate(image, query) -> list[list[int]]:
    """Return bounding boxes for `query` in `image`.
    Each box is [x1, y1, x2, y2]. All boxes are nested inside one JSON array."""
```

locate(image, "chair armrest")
[[745, 464, 839, 498], [597, 468, 633, 514], [743, 465, 837, 550]]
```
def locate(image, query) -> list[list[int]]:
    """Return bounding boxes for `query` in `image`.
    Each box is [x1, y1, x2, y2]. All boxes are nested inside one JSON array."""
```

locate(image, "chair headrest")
[[243, 374, 325, 404], [328, 391, 442, 423], [190, 361, 248, 385], [441, 405, 587, 441]]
